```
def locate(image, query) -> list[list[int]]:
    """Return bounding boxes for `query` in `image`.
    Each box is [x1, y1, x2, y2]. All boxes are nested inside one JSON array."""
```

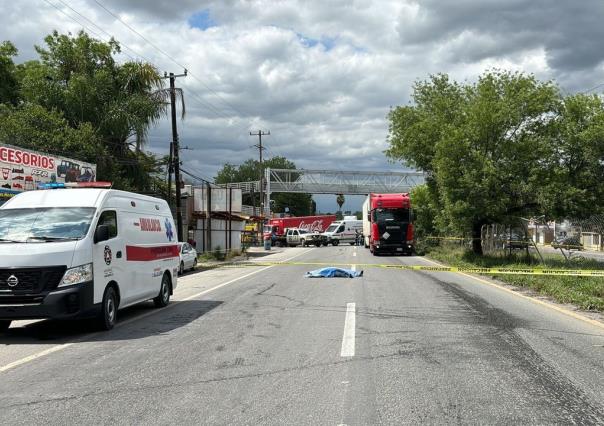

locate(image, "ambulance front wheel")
[[154, 273, 171, 308], [98, 286, 118, 331]]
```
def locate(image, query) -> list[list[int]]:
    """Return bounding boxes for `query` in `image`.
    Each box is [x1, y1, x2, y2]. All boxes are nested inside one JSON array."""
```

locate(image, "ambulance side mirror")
[[94, 225, 110, 244]]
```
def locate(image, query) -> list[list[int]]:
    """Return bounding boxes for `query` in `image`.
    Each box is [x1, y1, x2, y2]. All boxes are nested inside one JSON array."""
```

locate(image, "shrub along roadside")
[[198, 248, 244, 263], [425, 245, 604, 311]]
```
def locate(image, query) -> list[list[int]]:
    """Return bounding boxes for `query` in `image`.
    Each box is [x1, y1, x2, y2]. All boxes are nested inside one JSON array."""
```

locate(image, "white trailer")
[[362, 196, 370, 248]]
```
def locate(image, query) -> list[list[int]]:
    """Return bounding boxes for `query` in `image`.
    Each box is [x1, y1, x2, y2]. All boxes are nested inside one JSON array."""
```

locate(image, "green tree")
[[541, 93, 604, 219], [409, 184, 439, 239], [215, 156, 313, 216], [0, 104, 102, 163], [15, 31, 174, 191], [387, 71, 560, 254], [336, 194, 345, 211], [0, 41, 19, 105]]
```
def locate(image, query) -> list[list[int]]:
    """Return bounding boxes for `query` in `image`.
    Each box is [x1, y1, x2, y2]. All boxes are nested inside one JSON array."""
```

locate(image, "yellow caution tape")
[[423, 236, 586, 249], [197, 260, 604, 277]]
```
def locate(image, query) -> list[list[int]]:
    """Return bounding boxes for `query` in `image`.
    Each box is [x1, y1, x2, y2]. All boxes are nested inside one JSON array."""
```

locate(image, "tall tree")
[[542, 93, 604, 219], [215, 156, 313, 216], [0, 41, 19, 105], [387, 71, 560, 254], [15, 31, 173, 191], [336, 194, 345, 211]]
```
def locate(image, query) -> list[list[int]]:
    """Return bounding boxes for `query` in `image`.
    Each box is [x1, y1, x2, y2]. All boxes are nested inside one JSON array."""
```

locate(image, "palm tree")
[[337, 194, 345, 211], [117, 62, 185, 153]]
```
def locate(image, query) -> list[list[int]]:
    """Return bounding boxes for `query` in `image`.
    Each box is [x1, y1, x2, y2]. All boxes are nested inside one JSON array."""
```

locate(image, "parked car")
[[179, 242, 198, 274], [502, 233, 531, 250], [77, 166, 96, 182], [551, 236, 583, 251]]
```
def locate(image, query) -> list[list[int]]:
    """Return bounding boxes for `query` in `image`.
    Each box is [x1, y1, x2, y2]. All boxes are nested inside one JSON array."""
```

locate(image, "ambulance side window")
[[97, 211, 118, 239]]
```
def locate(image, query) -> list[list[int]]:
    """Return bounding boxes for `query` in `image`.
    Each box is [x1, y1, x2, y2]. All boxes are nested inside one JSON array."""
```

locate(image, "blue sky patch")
[[298, 33, 337, 51], [188, 9, 217, 30]]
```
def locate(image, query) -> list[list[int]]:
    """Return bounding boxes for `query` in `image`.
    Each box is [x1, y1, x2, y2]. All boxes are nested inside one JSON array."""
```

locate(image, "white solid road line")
[[0, 248, 314, 374], [0, 344, 73, 373], [340, 302, 356, 357]]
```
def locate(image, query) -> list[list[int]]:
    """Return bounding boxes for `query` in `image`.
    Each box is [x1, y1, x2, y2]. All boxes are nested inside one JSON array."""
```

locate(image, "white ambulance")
[[0, 183, 179, 331], [322, 217, 363, 246]]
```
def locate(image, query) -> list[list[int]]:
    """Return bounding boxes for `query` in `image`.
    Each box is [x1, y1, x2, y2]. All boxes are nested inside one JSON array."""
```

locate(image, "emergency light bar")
[[37, 182, 113, 190]]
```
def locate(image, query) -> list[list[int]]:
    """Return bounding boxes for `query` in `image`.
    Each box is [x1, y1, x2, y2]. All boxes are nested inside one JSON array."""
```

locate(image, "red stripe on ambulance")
[[126, 245, 179, 261]]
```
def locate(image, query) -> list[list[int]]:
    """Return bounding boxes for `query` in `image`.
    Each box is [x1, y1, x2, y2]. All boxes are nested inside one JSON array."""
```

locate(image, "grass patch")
[[425, 244, 604, 311]]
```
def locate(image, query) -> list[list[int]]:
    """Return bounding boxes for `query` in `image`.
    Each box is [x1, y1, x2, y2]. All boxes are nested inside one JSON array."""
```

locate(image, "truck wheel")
[[97, 286, 118, 331], [315, 242, 321, 247], [0, 320, 11, 332], [332, 240, 339, 246], [154, 273, 171, 308]]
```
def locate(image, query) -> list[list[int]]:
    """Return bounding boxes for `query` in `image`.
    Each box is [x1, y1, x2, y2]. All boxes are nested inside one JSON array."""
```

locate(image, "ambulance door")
[[92, 210, 130, 305], [343, 222, 355, 243]]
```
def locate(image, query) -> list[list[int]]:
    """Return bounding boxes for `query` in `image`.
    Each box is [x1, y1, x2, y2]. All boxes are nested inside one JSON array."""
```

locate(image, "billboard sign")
[[193, 187, 242, 213], [0, 144, 96, 204]]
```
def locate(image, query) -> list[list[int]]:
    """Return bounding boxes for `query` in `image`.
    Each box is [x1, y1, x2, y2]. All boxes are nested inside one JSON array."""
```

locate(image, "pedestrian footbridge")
[[265, 168, 425, 195]]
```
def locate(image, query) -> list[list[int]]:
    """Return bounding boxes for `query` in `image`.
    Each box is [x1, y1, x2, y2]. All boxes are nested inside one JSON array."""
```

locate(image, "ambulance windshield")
[[0, 207, 96, 243]]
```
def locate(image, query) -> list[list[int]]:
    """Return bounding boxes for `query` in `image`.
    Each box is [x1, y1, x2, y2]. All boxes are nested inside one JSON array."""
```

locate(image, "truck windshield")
[[0, 207, 96, 243], [373, 208, 410, 223]]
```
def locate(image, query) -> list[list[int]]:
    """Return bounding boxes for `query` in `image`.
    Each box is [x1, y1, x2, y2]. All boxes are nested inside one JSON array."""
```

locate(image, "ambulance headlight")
[[59, 263, 93, 287]]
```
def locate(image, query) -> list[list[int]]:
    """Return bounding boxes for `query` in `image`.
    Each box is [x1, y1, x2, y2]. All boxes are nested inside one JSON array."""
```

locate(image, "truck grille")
[[378, 223, 407, 243], [0, 266, 66, 294], [0, 295, 45, 305]]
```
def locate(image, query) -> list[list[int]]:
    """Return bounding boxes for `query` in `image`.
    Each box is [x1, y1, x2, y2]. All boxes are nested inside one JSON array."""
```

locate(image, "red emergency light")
[[38, 181, 113, 190]]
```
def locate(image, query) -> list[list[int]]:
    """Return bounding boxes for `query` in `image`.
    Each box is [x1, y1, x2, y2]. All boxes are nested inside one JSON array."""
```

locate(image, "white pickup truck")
[[285, 228, 325, 247]]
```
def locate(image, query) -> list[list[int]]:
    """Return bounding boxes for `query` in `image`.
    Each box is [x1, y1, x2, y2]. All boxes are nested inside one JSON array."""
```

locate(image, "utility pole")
[[167, 141, 173, 207], [250, 130, 270, 217], [164, 70, 187, 242]]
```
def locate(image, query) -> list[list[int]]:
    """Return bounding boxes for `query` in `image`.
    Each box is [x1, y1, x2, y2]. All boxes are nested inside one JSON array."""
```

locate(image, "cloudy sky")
[[3, 0, 604, 212]]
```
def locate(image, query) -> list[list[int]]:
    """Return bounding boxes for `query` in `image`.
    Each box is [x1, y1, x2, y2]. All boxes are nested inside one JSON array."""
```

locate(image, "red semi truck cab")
[[263, 215, 337, 246], [363, 193, 414, 255]]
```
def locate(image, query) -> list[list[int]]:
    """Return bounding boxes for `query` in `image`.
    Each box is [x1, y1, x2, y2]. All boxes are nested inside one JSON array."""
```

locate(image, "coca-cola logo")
[[298, 220, 325, 233]]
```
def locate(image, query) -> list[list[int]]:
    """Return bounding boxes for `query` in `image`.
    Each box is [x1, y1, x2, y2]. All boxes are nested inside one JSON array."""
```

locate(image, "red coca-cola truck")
[[362, 193, 414, 255], [263, 215, 336, 247]]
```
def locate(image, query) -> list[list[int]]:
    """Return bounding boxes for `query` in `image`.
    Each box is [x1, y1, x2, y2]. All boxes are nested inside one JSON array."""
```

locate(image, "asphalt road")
[[1, 246, 603, 425]]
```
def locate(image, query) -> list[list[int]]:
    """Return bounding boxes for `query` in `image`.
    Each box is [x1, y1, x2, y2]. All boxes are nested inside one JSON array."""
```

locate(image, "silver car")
[[179, 242, 198, 274]]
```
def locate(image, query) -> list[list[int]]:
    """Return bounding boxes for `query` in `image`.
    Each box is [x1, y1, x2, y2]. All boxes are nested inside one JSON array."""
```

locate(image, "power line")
[[582, 82, 604, 94], [43, 0, 253, 137], [92, 0, 251, 119], [42, 0, 115, 52], [180, 167, 215, 185], [53, 0, 154, 64]]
